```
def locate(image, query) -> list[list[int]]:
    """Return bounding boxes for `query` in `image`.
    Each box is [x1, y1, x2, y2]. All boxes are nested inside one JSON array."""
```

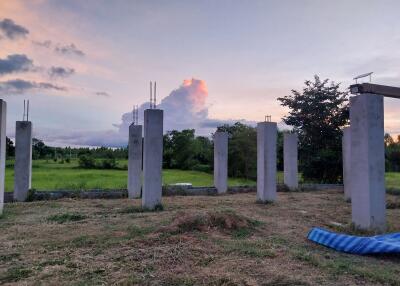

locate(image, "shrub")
[[78, 154, 96, 169], [99, 157, 117, 169], [191, 164, 211, 173]]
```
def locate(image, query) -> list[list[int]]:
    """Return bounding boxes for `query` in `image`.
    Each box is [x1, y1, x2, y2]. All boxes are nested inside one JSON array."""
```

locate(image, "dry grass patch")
[[0, 191, 400, 285]]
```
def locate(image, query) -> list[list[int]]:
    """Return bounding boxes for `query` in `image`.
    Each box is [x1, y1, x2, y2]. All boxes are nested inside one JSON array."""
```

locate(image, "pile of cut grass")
[[167, 210, 261, 237]]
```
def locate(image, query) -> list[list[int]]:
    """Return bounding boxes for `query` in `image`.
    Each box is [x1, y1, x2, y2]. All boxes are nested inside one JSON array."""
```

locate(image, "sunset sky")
[[1, 0, 400, 146]]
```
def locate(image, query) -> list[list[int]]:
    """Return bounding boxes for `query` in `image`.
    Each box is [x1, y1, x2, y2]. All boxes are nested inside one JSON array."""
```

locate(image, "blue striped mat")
[[307, 227, 400, 254]]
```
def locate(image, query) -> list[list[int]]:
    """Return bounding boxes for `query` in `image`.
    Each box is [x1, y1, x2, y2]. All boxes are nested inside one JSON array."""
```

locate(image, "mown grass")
[[292, 247, 400, 285], [1, 191, 400, 285], [47, 212, 86, 224]]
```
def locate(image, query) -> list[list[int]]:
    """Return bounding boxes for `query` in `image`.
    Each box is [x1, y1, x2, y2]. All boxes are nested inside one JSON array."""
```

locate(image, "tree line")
[[4, 75, 399, 182]]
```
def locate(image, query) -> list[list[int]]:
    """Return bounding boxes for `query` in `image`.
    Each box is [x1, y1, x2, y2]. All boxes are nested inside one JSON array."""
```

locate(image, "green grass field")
[[4, 159, 256, 192], [4, 159, 399, 192]]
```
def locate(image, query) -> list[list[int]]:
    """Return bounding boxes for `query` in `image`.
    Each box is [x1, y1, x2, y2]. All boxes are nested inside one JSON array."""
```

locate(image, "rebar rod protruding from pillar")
[[22, 100, 30, 121], [150, 81, 153, 109], [154, 81, 157, 109]]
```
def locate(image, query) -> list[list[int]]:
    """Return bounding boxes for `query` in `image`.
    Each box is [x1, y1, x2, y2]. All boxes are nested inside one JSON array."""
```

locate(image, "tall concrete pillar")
[[128, 124, 142, 199], [283, 133, 298, 189], [0, 100, 6, 214], [342, 126, 351, 201], [142, 109, 163, 209], [214, 131, 228, 194], [14, 121, 32, 202], [257, 122, 277, 202], [350, 94, 386, 231]]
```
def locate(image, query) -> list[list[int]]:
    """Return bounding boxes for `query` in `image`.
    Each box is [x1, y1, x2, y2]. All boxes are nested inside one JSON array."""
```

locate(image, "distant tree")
[[278, 75, 349, 183], [385, 133, 400, 171], [78, 154, 96, 169], [99, 152, 117, 169], [6, 137, 14, 158], [385, 133, 395, 147], [191, 136, 213, 172], [217, 122, 257, 179], [32, 138, 51, 159], [163, 129, 198, 170], [277, 131, 284, 172]]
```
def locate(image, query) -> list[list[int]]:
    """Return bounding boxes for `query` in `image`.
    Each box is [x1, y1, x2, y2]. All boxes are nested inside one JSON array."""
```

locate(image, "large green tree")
[[163, 129, 212, 170], [217, 122, 257, 179], [278, 75, 349, 183]]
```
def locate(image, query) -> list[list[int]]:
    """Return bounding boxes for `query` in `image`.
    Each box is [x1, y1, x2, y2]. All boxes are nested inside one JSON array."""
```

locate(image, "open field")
[[1, 190, 400, 285], [4, 160, 256, 192], [3, 160, 399, 192]]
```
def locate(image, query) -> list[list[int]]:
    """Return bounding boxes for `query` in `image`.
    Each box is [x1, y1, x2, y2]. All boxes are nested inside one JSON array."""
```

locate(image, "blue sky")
[[1, 0, 400, 146]]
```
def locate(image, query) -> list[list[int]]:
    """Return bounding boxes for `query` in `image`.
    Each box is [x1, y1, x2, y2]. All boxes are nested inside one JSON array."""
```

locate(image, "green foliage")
[[99, 152, 117, 169], [385, 133, 400, 172], [216, 122, 257, 179], [163, 129, 213, 171], [278, 75, 349, 183], [6, 136, 14, 158], [78, 154, 96, 169], [32, 138, 51, 160]]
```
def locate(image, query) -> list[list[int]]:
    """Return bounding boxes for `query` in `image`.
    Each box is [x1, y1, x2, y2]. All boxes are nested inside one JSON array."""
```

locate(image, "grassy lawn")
[[4, 160, 255, 192], [386, 172, 400, 192], [4, 159, 399, 192], [1, 190, 400, 285]]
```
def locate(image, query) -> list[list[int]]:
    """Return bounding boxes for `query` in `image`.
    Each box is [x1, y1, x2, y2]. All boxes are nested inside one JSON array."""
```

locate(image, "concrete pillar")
[[257, 122, 277, 202], [283, 133, 298, 189], [214, 131, 228, 194], [142, 109, 163, 209], [342, 126, 351, 201], [128, 124, 142, 199], [13, 121, 32, 202], [0, 100, 5, 214], [350, 94, 386, 232]]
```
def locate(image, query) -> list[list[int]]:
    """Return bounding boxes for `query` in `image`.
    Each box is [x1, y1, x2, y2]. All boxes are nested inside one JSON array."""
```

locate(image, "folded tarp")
[[307, 227, 400, 254]]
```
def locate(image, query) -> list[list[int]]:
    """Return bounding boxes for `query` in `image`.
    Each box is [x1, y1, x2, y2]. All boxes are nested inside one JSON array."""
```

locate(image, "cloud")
[[0, 18, 29, 40], [95, 91, 110, 97], [32, 40, 52, 48], [33, 40, 85, 57], [55, 43, 85, 57], [113, 78, 210, 136], [37, 129, 128, 148], [31, 78, 285, 147], [48, 66, 75, 78], [0, 54, 35, 75], [0, 79, 67, 95]]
